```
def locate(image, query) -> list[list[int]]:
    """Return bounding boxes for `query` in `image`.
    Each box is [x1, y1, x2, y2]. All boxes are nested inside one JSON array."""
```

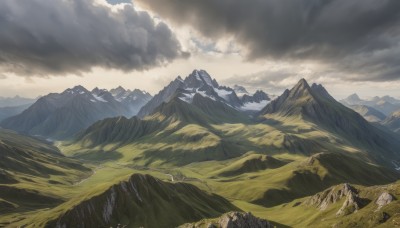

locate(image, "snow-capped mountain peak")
[[137, 70, 271, 117], [64, 85, 90, 95]]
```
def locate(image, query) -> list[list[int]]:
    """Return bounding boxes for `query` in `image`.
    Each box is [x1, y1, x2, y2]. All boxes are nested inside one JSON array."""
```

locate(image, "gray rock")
[[376, 192, 394, 210], [180, 212, 272, 228], [304, 183, 357, 211], [336, 191, 361, 216], [218, 212, 272, 228]]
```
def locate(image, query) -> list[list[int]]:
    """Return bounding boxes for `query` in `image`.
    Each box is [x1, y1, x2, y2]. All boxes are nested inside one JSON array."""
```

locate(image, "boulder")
[[376, 192, 395, 210]]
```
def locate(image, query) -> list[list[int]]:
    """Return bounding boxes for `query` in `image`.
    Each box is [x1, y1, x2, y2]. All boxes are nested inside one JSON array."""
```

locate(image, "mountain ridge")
[[0, 85, 152, 139]]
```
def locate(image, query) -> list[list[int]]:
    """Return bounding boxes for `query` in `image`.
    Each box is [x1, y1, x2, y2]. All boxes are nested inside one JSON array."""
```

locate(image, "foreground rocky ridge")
[[180, 212, 273, 228], [45, 174, 237, 228], [299, 182, 400, 227]]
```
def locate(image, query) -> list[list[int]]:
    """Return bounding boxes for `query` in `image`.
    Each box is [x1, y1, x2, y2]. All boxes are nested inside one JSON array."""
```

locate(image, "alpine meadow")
[[1, 1, 400, 228]]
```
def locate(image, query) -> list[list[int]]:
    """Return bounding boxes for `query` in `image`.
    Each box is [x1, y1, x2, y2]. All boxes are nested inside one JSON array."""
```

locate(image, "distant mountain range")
[[341, 93, 400, 116], [0, 86, 151, 139], [0, 95, 36, 107], [348, 105, 387, 122], [137, 70, 271, 117], [0, 96, 37, 121], [0, 104, 32, 122], [382, 111, 400, 134]]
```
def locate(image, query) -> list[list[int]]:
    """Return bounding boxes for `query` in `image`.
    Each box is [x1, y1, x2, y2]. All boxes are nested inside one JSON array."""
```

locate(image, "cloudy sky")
[[0, 0, 400, 99]]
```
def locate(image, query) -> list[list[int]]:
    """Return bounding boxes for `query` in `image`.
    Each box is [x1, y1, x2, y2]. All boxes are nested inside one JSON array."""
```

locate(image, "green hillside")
[[15, 174, 238, 228], [0, 129, 91, 223]]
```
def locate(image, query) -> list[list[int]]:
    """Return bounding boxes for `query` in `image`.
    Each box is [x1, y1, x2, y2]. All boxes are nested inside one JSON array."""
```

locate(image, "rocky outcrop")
[[336, 191, 362, 216], [217, 212, 272, 228], [376, 192, 395, 210], [181, 212, 272, 228], [304, 183, 357, 211]]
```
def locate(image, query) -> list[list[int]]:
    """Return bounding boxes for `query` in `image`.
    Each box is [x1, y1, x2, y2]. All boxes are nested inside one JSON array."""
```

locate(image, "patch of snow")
[[236, 92, 248, 98], [93, 94, 108, 102], [197, 90, 216, 101], [90, 99, 97, 103], [215, 88, 233, 100], [179, 92, 195, 103], [241, 100, 270, 111]]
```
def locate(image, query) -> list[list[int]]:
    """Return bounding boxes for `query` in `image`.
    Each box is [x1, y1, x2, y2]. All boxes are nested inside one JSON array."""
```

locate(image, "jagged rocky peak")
[[304, 183, 366, 217], [131, 89, 148, 95], [336, 190, 362, 216], [242, 90, 270, 103], [289, 78, 313, 98], [91, 87, 108, 95], [184, 69, 219, 88], [110, 86, 127, 96], [138, 69, 270, 117], [342, 93, 363, 105], [180, 212, 273, 228], [304, 183, 358, 211], [348, 93, 361, 100], [64, 85, 90, 95], [233, 85, 249, 95]]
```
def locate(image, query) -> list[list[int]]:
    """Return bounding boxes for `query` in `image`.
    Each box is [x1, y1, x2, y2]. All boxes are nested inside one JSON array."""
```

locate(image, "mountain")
[[373, 100, 400, 116], [382, 111, 400, 134], [137, 70, 270, 117], [240, 90, 271, 112], [109, 86, 152, 116], [0, 103, 31, 122], [73, 93, 250, 164], [372, 95, 400, 105], [0, 95, 36, 107], [340, 94, 400, 116], [0, 85, 152, 139], [233, 85, 249, 97], [349, 105, 387, 122], [340, 93, 363, 106], [40, 174, 237, 228], [260, 79, 400, 165]]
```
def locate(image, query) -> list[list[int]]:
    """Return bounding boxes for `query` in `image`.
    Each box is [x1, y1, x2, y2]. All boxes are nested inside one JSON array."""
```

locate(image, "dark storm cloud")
[[138, 0, 400, 81], [0, 0, 187, 76]]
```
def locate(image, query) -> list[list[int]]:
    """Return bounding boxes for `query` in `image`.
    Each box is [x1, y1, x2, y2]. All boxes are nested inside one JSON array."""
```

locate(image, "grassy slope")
[[0, 130, 92, 226]]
